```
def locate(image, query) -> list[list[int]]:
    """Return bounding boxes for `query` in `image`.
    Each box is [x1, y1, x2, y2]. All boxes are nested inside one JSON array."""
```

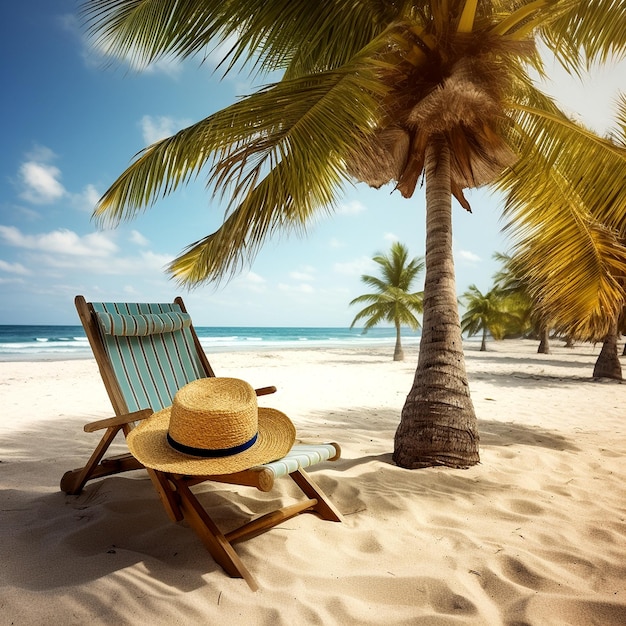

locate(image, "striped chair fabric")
[[92, 301, 337, 480], [264, 444, 338, 477], [96, 310, 191, 336], [92, 301, 206, 413]]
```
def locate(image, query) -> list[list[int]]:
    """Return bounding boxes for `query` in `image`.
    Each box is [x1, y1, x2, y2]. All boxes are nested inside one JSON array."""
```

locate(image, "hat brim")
[[126, 406, 296, 475]]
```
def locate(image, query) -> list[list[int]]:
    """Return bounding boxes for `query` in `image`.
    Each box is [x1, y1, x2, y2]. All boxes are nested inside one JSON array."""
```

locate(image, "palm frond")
[[82, 0, 402, 77], [502, 74, 626, 236], [357, 276, 389, 293], [349, 292, 381, 306], [95, 62, 385, 228], [350, 301, 392, 330], [503, 161, 626, 339], [538, 0, 626, 69], [82, 0, 225, 68]]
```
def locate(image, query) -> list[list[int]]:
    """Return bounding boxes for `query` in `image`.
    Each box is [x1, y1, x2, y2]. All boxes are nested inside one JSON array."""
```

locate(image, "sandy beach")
[[1, 339, 625, 625]]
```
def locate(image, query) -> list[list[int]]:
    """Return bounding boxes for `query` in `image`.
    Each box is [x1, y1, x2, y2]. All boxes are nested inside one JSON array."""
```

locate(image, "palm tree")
[[350, 242, 423, 361], [461, 285, 514, 351], [498, 98, 626, 343], [492, 252, 552, 353], [593, 318, 623, 380], [500, 105, 626, 367], [83, 1, 626, 469]]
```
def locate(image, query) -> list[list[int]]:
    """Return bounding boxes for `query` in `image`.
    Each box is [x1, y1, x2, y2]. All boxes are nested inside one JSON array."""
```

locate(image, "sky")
[[0, 3, 624, 327]]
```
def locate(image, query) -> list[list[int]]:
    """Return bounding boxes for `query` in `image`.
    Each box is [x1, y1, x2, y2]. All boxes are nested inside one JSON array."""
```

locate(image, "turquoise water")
[[0, 325, 421, 360]]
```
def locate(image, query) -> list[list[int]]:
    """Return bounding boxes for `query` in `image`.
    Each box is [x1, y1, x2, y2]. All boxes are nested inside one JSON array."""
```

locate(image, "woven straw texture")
[[169, 377, 257, 451], [127, 377, 295, 475]]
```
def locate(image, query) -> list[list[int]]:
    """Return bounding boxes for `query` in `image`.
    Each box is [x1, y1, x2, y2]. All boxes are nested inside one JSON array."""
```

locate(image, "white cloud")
[[130, 230, 150, 247], [329, 237, 345, 248], [25, 145, 57, 162], [0, 259, 30, 275], [289, 266, 315, 282], [384, 232, 399, 242], [138, 250, 175, 269], [70, 184, 101, 212], [16, 146, 101, 212], [0, 225, 118, 257], [0, 276, 26, 285], [140, 115, 191, 145], [19, 161, 66, 204], [0, 225, 178, 282], [136, 56, 182, 77], [25, 245, 173, 278], [245, 271, 265, 284], [333, 256, 376, 276], [278, 282, 315, 293], [337, 200, 366, 215], [457, 249, 481, 263], [238, 271, 266, 293]]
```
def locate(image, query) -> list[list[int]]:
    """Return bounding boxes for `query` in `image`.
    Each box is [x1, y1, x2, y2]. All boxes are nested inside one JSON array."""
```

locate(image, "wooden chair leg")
[[129, 467, 342, 591], [289, 469, 343, 522], [61, 410, 152, 495], [171, 477, 259, 591], [225, 498, 319, 544], [147, 469, 183, 522], [60, 425, 127, 494]]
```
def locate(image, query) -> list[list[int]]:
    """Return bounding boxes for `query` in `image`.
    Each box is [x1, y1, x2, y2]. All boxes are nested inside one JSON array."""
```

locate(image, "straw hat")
[[126, 377, 295, 475]]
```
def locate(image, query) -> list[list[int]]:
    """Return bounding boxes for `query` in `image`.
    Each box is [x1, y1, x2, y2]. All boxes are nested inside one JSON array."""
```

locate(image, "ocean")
[[0, 325, 422, 361]]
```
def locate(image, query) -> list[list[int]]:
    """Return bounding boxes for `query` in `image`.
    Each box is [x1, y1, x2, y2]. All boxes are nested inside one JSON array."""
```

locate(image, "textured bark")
[[480, 327, 487, 352], [593, 322, 622, 380], [393, 137, 480, 469], [537, 324, 550, 354], [393, 321, 404, 361]]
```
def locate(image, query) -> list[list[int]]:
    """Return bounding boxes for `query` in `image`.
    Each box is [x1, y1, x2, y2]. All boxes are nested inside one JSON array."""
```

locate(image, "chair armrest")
[[83, 409, 153, 433], [254, 386, 277, 396]]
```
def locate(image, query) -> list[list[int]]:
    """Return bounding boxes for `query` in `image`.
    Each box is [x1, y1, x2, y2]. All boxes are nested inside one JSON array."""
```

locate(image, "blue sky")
[[0, 3, 624, 326]]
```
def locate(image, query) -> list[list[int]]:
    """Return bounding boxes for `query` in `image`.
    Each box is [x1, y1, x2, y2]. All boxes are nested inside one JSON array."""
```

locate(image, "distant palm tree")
[[492, 251, 551, 353], [350, 242, 423, 361], [461, 285, 516, 351], [593, 276, 625, 380], [593, 318, 623, 380]]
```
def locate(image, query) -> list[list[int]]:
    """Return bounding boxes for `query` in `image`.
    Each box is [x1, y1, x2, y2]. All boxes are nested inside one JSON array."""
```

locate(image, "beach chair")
[[61, 295, 341, 589]]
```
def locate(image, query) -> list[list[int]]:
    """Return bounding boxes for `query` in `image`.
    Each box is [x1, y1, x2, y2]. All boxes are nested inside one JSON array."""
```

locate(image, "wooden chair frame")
[[61, 295, 342, 590]]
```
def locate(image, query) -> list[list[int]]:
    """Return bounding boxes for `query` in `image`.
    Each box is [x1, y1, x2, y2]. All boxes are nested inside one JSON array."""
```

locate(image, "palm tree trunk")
[[393, 320, 404, 361], [537, 323, 550, 354], [593, 320, 622, 380], [393, 136, 479, 469], [480, 327, 487, 352]]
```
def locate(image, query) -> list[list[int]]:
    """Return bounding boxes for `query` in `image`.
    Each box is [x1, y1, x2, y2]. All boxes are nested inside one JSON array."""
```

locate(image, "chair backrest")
[[76, 296, 214, 415]]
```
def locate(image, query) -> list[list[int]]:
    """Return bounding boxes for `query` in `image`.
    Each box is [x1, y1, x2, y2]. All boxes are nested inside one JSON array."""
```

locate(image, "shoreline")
[[2, 338, 624, 624], [0, 335, 606, 364], [0, 324, 422, 362], [0, 336, 423, 363]]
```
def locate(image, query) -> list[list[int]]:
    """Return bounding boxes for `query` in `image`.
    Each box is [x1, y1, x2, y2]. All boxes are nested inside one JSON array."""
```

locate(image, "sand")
[[1, 339, 625, 625]]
